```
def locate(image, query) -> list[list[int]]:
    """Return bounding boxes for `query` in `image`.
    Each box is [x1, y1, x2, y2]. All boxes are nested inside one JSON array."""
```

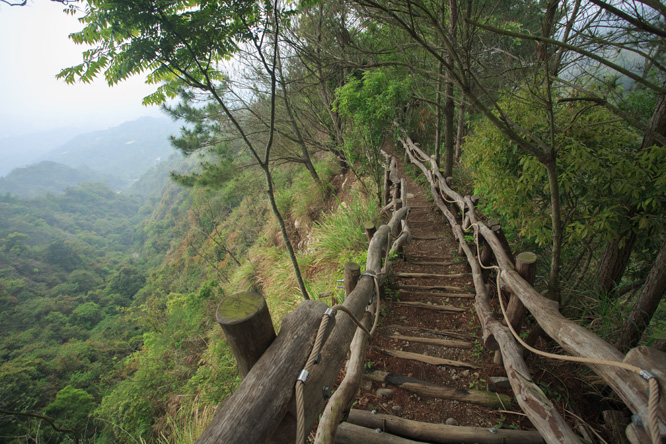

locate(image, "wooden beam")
[[335, 422, 427, 444], [397, 284, 467, 292], [377, 349, 480, 369], [395, 272, 469, 279], [398, 290, 474, 299], [364, 370, 510, 409], [195, 300, 328, 444], [346, 409, 546, 444], [394, 301, 465, 312], [391, 334, 473, 349]]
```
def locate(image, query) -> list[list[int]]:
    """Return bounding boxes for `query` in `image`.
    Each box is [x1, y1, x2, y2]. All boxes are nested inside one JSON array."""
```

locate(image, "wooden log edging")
[[345, 409, 546, 444], [400, 133, 583, 444], [365, 370, 507, 408]]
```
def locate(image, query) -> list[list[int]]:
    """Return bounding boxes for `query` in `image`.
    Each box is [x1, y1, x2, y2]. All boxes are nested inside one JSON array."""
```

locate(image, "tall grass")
[[311, 188, 381, 265]]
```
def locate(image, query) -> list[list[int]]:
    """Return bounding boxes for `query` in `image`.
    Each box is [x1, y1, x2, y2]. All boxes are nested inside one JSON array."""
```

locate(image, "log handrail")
[[399, 131, 666, 443], [196, 157, 411, 444]]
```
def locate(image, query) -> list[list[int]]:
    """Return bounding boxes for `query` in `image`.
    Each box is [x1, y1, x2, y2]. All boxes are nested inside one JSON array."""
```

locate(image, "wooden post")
[[495, 252, 536, 365], [343, 262, 361, 298], [394, 198, 403, 212], [506, 252, 537, 331], [488, 219, 514, 263], [364, 222, 377, 243], [383, 169, 391, 207], [216, 291, 276, 377]]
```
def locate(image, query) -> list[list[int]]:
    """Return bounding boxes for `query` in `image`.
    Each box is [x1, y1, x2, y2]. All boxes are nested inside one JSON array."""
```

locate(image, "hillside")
[[40, 117, 181, 187], [0, 128, 85, 177], [0, 161, 123, 198]]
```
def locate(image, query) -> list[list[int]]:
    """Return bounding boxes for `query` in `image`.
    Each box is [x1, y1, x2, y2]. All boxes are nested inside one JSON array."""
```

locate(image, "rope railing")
[[399, 131, 665, 444]]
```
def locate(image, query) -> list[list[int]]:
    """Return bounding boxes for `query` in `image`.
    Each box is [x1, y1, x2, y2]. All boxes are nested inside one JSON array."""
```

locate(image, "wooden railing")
[[195, 157, 411, 444], [399, 132, 666, 444]]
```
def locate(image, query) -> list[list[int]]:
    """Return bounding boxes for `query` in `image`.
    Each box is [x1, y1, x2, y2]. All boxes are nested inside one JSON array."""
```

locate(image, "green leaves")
[[59, 0, 262, 104]]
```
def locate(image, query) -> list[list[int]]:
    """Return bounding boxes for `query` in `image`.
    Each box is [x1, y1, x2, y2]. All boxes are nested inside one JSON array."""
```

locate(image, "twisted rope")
[[295, 273, 381, 444]]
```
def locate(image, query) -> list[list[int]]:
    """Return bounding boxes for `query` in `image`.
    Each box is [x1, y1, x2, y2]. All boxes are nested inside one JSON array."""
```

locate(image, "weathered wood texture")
[[298, 202, 411, 440], [376, 349, 480, 369], [196, 300, 327, 444], [343, 262, 360, 298], [390, 334, 472, 349], [215, 291, 276, 377], [365, 370, 509, 408], [335, 422, 427, 444], [314, 311, 373, 444], [346, 409, 546, 444], [395, 301, 465, 312]]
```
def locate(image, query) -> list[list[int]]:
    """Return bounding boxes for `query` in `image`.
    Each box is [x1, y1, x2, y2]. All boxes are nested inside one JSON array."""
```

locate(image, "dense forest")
[[1, 0, 665, 442]]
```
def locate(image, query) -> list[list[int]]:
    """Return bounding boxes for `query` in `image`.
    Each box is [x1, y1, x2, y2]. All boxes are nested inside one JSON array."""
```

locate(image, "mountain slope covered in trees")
[[1, 0, 665, 442]]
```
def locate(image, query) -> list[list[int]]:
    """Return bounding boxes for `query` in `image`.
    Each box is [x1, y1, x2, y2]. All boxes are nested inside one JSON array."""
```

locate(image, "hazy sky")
[[0, 1, 163, 138]]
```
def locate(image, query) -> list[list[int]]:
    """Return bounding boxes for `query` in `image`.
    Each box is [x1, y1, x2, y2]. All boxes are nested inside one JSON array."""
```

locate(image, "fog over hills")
[[0, 127, 87, 176], [0, 117, 183, 197]]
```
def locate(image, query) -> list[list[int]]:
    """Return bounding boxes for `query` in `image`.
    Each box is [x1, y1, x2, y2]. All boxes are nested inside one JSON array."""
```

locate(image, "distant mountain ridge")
[[0, 117, 183, 197], [0, 161, 122, 198], [0, 127, 86, 176], [40, 116, 181, 184]]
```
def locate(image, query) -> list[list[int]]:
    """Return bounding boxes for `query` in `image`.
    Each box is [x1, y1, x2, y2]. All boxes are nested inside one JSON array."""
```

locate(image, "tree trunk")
[[443, 0, 458, 178], [597, 229, 637, 295], [545, 160, 562, 303], [264, 167, 310, 300], [616, 239, 666, 352], [455, 100, 466, 160], [435, 61, 443, 168]]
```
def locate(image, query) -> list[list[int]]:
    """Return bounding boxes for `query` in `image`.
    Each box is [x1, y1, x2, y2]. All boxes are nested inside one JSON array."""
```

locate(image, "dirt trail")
[[353, 159, 527, 431]]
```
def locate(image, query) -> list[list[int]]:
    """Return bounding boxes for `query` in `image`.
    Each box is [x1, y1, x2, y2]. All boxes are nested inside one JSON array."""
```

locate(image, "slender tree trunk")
[[435, 62, 443, 168], [545, 160, 562, 303], [276, 50, 321, 184], [443, 0, 458, 178], [616, 239, 666, 352], [264, 166, 310, 300], [455, 100, 466, 160]]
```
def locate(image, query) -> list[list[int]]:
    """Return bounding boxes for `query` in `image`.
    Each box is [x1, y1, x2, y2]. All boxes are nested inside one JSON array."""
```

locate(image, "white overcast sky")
[[0, 1, 163, 138]]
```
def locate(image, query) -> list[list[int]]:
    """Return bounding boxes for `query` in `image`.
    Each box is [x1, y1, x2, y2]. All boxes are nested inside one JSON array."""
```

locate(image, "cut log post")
[[345, 409, 546, 444], [394, 197, 403, 212], [507, 252, 537, 331], [196, 300, 327, 444], [488, 219, 514, 264], [364, 222, 377, 243], [215, 291, 276, 377], [400, 178, 408, 207], [343, 262, 361, 298], [495, 251, 537, 365], [479, 241, 494, 283], [364, 370, 509, 408]]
